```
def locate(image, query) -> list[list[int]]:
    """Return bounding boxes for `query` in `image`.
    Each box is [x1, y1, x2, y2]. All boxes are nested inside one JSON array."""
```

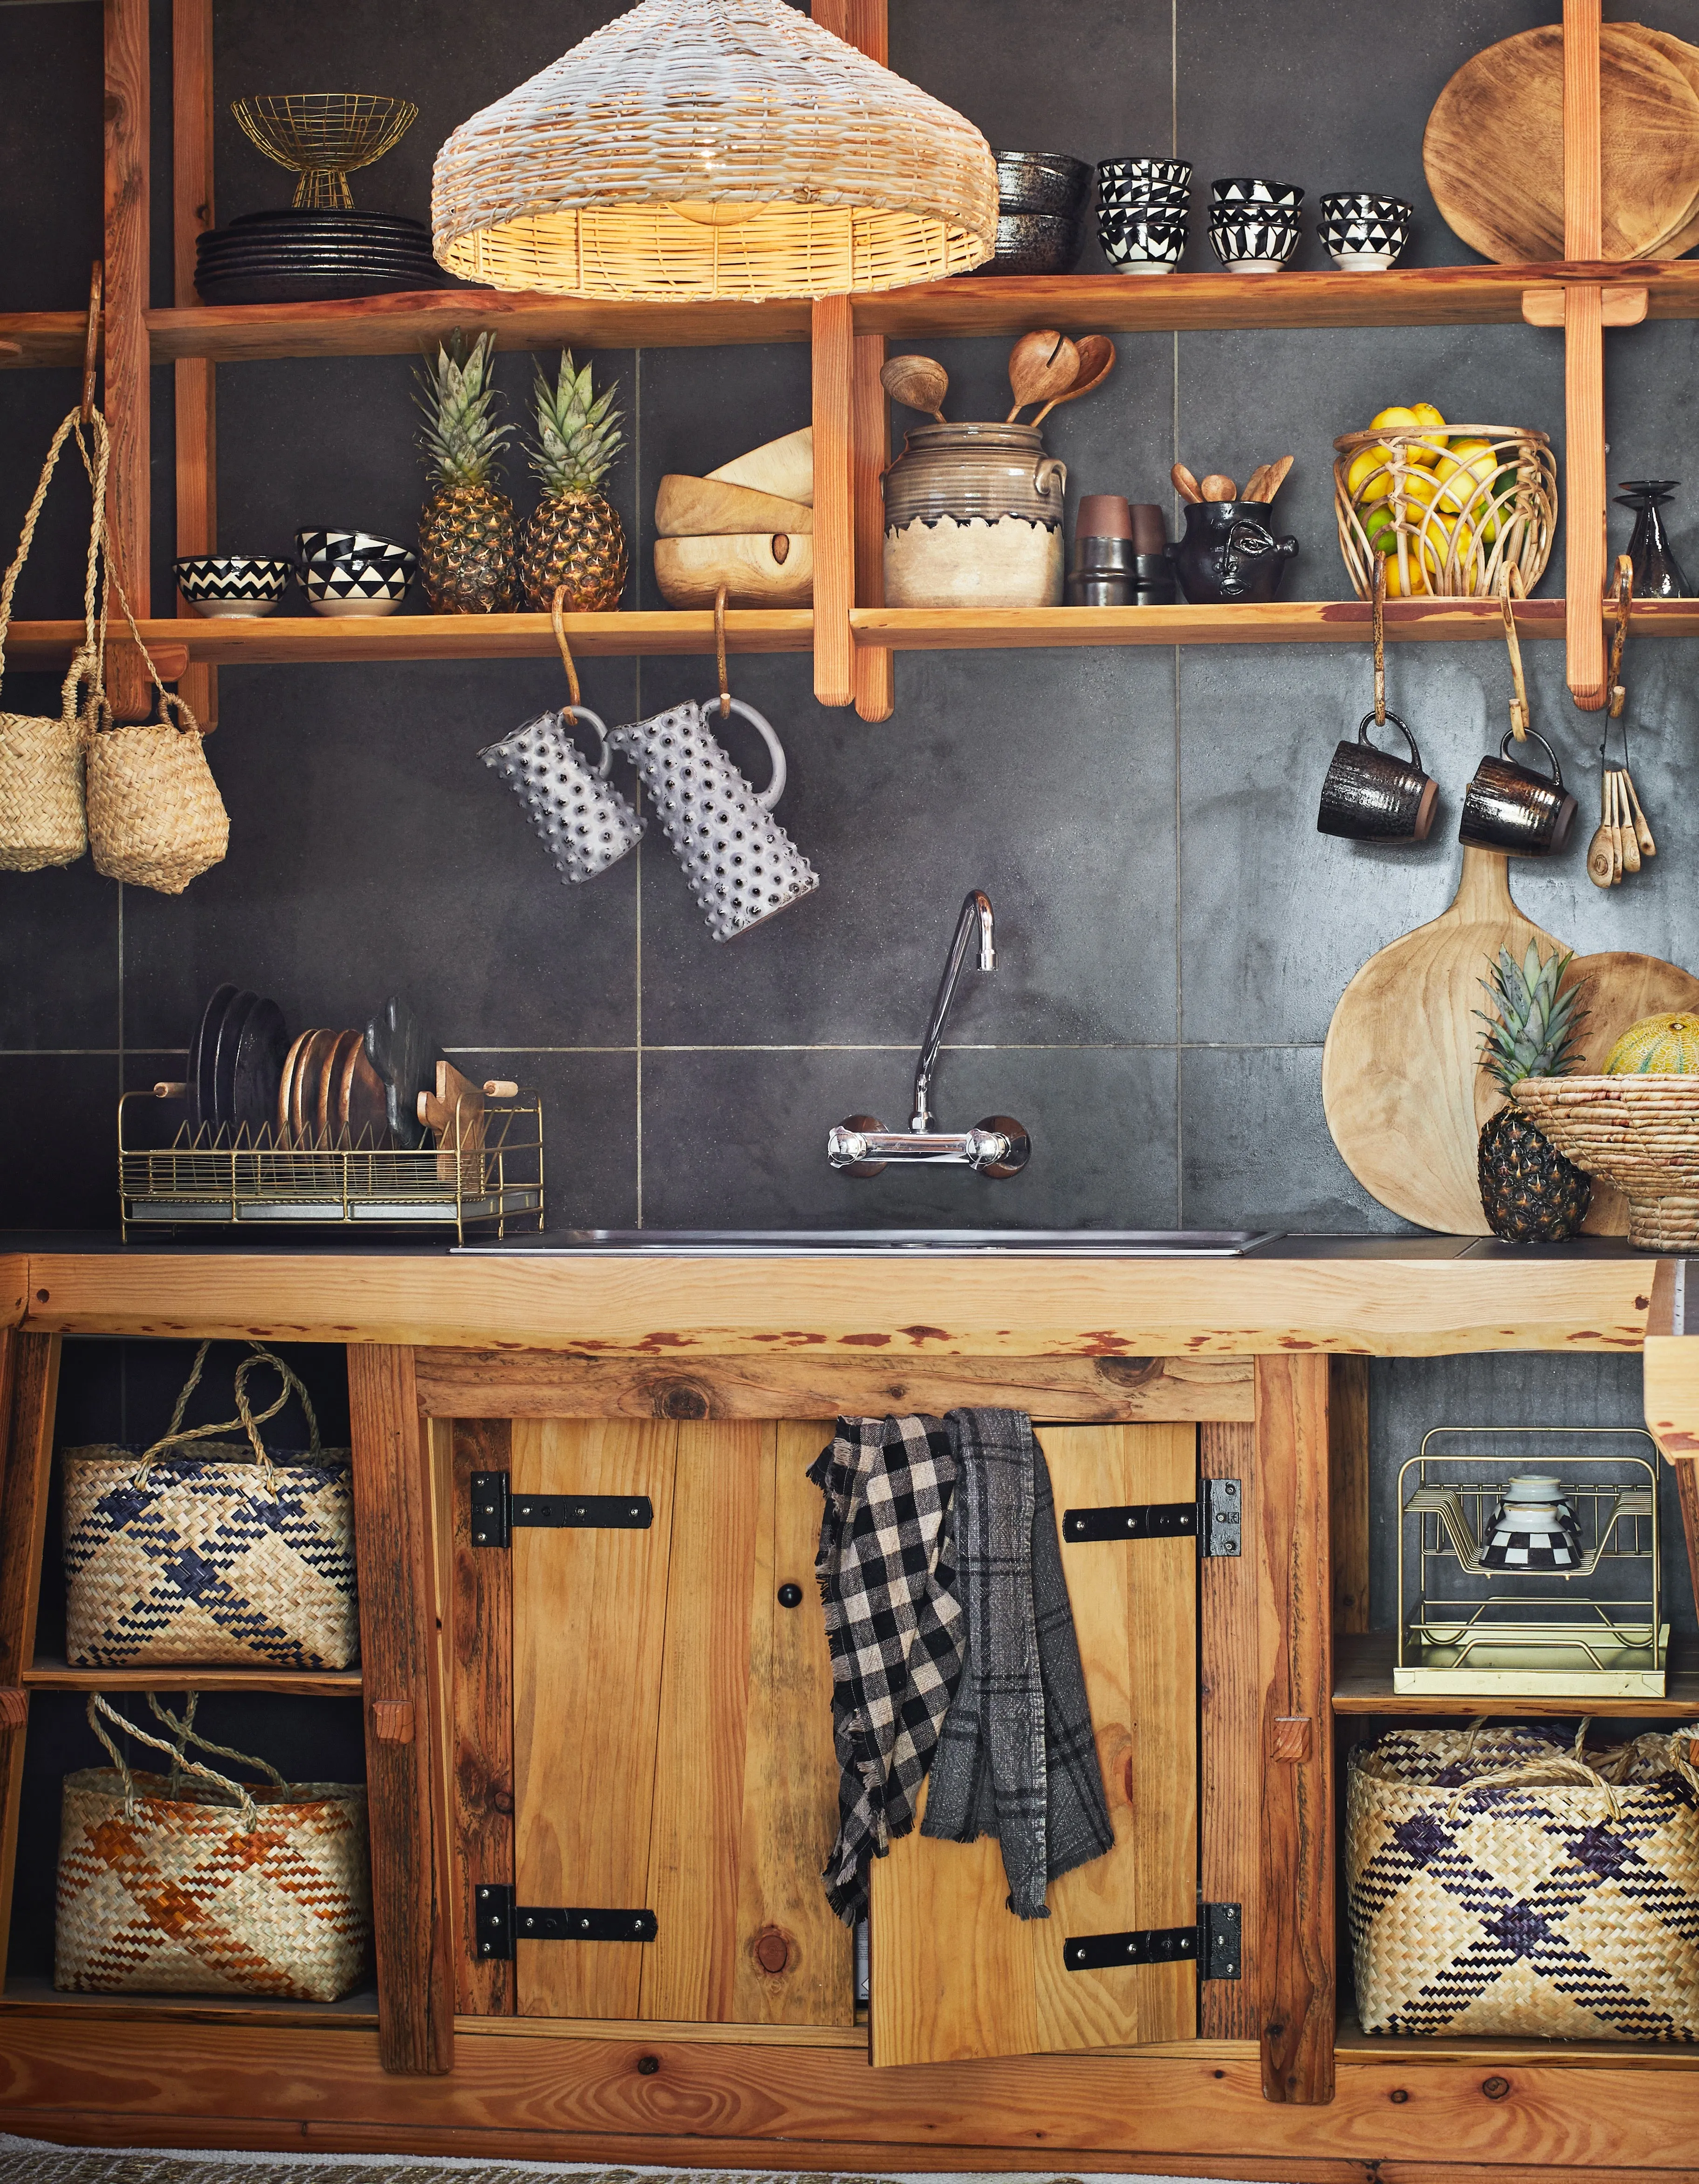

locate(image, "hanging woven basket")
[[431, 0, 998, 300]]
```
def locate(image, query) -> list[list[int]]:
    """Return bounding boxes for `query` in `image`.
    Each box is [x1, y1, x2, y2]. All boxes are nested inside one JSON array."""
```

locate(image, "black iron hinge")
[[473, 1883, 657, 1960], [470, 1471, 653, 1549], [1062, 1477, 1240, 1557], [1065, 1902, 1240, 1980]]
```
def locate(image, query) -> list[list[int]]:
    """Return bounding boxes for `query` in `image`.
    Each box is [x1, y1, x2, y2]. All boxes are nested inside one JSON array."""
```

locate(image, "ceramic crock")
[[883, 423, 1067, 608], [1169, 498, 1298, 604]]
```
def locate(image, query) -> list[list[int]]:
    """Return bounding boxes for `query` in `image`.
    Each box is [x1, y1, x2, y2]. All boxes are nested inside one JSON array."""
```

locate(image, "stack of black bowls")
[[972, 151, 1089, 275], [194, 209, 454, 306]]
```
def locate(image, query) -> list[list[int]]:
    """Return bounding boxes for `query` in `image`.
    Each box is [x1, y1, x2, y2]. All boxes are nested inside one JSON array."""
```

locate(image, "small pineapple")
[[1475, 941, 1592, 1242], [519, 351, 628, 612], [415, 330, 516, 614]]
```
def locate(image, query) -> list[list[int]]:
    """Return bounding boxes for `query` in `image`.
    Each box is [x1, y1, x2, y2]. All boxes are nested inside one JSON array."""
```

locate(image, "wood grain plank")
[[850, 330, 893, 722], [1328, 1356, 1370, 1636], [412, 1351, 1253, 1421], [851, 599, 1575, 650], [1564, 0, 1604, 260], [450, 1418, 514, 2015], [1199, 1419, 1259, 2041], [346, 1345, 454, 2075], [513, 1419, 677, 2020], [0, 1332, 58, 1978], [1333, 1628, 1699, 1716], [1676, 1461, 1699, 1647], [810, 293, 855, 708], [103, 0, 152, 721], [21, 1659, 360, 1695], [1563, 281, 1607, 709], [1254, 1356, 1334, 2107], [171, 0, 216, 730], [809, 0, 887, 62], [1644, 1332, 1699, 1453]]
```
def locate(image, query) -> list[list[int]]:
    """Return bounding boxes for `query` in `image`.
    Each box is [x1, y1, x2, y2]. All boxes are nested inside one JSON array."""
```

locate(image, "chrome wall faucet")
[[827, 889, 1032, 1180]]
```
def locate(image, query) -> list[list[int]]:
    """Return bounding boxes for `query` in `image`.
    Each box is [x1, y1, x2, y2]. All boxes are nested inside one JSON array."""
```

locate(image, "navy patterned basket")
[[62, 1343, 358, 1670]]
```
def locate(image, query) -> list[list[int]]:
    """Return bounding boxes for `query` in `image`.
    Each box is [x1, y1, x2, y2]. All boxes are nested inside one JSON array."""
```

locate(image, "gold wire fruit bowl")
[[231, 94, 418, 211]]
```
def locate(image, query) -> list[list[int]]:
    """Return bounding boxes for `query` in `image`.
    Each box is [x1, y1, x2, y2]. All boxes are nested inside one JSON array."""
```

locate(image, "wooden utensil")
[[1030, 334, 1115, 425], [316, 1030, 361, 1142], [1623, 767, 1657, 856], [706, 426, 813, 505], [1171, 463, 1203, 504], [276, 1028, 310, 1143], [1005, 329, 1078, 423], [880, 354, 949, 423], [288, 1029, 335, 1145], [1563, 949, 1699, 1233], [1259, 454, 1295, 505], [1200, 474, 1239, 503], [1423, 23, 1699, 262], [1617, 771, 1642, 875], [654, 475, 814, 537], [1322, 848, 1566, 1234], [1586, 771, 1615, 889], [418, 1058, 486, 1186]]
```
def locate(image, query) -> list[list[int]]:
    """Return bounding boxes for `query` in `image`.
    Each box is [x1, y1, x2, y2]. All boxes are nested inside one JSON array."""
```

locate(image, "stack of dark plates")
[[194, 210, 454, 306]]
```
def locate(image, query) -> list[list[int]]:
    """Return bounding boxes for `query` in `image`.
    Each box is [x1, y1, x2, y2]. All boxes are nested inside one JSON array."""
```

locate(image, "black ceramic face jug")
[[1170, 499, 1298, 603]]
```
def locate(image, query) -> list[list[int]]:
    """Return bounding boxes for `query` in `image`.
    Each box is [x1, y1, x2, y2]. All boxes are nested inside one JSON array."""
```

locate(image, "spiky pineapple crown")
[[414, 328, 510, 491], [527, 350, 623, 499], [1476, 942, 1587, 1091]]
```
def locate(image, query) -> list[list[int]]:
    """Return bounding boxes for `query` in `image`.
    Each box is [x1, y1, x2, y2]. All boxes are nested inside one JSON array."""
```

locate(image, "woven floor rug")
[[0, 2139, 1270, 2184]]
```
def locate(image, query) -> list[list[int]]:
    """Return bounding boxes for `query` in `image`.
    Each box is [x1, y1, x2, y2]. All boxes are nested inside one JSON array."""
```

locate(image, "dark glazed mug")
[[1458, 729, 1577, 856], [1316, 713, 1437, 843]]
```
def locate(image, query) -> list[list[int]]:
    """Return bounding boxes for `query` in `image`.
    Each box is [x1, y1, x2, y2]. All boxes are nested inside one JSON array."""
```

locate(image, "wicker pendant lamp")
[[432, 0, 997, 301]]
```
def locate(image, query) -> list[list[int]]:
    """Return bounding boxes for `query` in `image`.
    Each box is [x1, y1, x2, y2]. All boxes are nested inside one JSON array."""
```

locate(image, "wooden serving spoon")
[[1171, 463, 1204, 503], [1030, 334, 1116, 425], [1623, 767, 1657, 856], [1200, 474, 1239, 502], [1006, 328, 1079, 423], [1618, 771, 1643, 875], [1587, 771, 1615, 889], [880, 353, 949, 423]]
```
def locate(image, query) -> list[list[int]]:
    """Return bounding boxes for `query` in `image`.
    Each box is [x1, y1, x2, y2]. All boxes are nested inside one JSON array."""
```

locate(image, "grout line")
[[0, 1048, 189, 1057], [436, 1041, 1329, 1055], [1171, 0, 1178, 157]]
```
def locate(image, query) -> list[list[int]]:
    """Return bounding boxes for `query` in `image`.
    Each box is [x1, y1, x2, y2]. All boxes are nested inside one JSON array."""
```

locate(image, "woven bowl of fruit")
[[1334, 403, 1557, 602], [1512, 1012, 1699, 1252]]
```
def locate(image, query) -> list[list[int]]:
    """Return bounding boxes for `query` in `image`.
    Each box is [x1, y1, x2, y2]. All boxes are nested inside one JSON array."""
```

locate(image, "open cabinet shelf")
[[0, 1974, 379, 2027], [22, 1655, 362, 1696], [1333, 1630, 1699, 1718]]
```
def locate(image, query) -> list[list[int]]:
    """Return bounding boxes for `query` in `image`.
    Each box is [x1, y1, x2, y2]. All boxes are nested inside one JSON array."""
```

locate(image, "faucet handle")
[[828, 1113, 889, 1178], [969, 1115, 1032, 1178]]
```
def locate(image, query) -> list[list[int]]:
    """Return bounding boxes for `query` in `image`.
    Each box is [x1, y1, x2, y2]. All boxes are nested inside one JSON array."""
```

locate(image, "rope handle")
[[1607, 553, 1634, 722], [0, 408, 110, 703], [1371, 553, 1387, 727], [714, 584, 731, 722], [146, 1691, 287, 1788], [137, 1339, 328, 1481], [551, 585, 581, 708], [85, 1691, 282, 1831], [1500, 566, 1529, 740], [92, 512, 201, 739]]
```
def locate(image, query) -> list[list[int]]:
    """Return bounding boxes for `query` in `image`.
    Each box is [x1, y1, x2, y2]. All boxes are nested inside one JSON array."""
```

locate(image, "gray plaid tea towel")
[[922, 1407, 1114, 1918], [809, 1413, 966, 1923]]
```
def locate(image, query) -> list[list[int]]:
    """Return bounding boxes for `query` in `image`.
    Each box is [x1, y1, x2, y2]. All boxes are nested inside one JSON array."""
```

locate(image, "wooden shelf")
[[2, 608, 813, 670], [0, 1975, 378, 2027], [24, 1655, 362, 1697], [1333, 1629, 1699, 1718], [1336, 2013, 1699, 2070]]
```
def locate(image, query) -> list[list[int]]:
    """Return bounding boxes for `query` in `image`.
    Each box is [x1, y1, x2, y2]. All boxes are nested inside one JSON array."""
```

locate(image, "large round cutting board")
[[1424, 23, 1699, 262], [1322, 850, 1564, 1235]]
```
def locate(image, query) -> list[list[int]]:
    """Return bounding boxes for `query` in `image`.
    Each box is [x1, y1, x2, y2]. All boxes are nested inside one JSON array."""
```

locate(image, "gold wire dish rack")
[[118, 1084, 543, 1242], [231, 94, 419, 211]]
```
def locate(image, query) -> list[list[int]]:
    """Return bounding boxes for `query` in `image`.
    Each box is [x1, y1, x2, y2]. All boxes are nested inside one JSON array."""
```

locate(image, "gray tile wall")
[[0, 3, 1692, 1619]]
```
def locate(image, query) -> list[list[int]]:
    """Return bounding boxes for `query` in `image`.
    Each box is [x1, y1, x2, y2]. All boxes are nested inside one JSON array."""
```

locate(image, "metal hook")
[[1607, 553, 1633, 721], [81, 260, 103, 426], [714, 584, 731, 722], [1371, 553, 1387, 727], [1500, 565, 1529, 740], [550, 586, 581, 709]]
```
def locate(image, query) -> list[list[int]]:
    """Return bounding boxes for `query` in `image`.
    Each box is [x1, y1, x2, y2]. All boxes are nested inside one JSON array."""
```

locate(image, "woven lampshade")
[[431, 0, 997, 300]]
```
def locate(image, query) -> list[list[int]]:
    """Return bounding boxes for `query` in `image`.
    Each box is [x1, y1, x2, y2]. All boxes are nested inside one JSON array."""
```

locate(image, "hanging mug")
[[480, 706, 644, 884], [1459, 729, 1577, 856], [1316, 712, 1438, 843], [607, 698, 819, 941]]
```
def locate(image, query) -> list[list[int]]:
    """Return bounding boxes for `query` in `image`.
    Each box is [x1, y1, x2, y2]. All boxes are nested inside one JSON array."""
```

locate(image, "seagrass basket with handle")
[[1512, 1077, 1699, 1250]]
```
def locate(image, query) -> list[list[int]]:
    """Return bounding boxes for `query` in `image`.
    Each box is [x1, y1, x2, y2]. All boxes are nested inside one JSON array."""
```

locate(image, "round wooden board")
[[1423, 23, 1699, 263], [1322, 850, 1563, 1236], [1617, 25, 1699, 258]]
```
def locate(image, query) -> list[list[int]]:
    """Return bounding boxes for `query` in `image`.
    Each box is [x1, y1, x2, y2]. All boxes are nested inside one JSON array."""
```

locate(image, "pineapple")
[[518, 351, 628, 612], [415, 330, 516, 614], [1475, 941, 1592, 1242]]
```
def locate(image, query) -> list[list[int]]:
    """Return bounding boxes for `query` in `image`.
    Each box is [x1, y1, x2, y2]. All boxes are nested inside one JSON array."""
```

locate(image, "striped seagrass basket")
[[1512, 1077, 1699, 1251]]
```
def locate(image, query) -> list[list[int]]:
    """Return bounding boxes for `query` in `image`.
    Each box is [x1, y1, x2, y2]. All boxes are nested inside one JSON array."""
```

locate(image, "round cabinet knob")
[[777, 1583, 803, 1608]]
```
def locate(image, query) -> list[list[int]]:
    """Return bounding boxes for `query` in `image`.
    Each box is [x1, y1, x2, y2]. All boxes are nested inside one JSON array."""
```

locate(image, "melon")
[[1603, 1011, 1699, 1075]]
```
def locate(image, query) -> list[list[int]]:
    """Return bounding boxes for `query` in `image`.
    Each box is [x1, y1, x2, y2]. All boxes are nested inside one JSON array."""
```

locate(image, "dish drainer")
[[118, 1083, 545, 1240]]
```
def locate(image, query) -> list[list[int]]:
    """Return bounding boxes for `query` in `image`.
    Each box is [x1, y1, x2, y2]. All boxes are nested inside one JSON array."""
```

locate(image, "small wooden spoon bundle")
[[1171, 455, 1293, 505], [1006, 329, 1079, 421], [1587, 765, 1657, 888]]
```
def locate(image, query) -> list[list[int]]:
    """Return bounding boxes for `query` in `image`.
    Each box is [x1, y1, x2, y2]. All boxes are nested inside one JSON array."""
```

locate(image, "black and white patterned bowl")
[[173, 554, 292, 618], [301, 557, 414, 618], [1212, 176, 1304, 210], [1100, 157, 1192, 198], [295, 527, 415, 573], [1099, 211, 1188, 273], [1210, 212, 1303, 272], [1099, 185, 1191, 218], [1320, 192, 1414, 271]]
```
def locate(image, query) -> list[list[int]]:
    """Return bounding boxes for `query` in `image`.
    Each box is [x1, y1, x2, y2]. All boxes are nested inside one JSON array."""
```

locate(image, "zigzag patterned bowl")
[[174, 555, 293, 618]]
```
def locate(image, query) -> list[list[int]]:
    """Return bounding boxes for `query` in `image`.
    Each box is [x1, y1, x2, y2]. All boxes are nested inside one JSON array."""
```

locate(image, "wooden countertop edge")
[[14, 1250, 1660, 1355]]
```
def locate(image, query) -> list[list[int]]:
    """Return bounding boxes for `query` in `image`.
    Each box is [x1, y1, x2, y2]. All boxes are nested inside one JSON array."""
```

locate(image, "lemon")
[[1370, 405, 1422, 434], [1347, 445, 1391, 498], [1382, 555, 1427, 599], [1410, 402, 1447, 433], [1394, 469, 1439, 512], [1435, 441, 1502, 541], [1370, 403, 1441, 468]]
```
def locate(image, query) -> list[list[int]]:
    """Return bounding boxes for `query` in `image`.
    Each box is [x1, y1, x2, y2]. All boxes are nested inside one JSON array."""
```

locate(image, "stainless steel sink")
[[455, 1229, 1276, 1256]]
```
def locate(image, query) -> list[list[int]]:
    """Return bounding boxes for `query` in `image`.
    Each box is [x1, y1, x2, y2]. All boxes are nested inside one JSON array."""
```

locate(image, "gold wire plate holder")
[[117, 1084, 543, 1243], [232, 94, 418, 212], [1397, 1428, 1667, 1699], [1333, 426, 1557, 602]]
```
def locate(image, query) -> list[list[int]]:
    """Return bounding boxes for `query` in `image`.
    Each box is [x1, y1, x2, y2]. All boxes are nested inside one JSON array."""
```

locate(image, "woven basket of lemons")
[[1333, 403, 1557, 602], [1512, 1013, 1699, 1250]]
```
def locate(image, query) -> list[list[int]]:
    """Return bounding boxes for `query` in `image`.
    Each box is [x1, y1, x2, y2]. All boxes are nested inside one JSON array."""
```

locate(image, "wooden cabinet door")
[[512, 1417, 851, 2026], [870, 1423, 1199, 2066]]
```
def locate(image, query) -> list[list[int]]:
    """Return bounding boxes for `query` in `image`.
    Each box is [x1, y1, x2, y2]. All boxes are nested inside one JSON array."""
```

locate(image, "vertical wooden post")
[[1328, 1356, 1370, 1636], [449, 1417, 515, 2015], [1562, 0, 1607, 711], [1254, 1354, 1335, 2105], [1199, 1418, 1260, 2041], [0, 1332, 60, 1980], [347, 1346, 455, 2074], [172, 0, 217, 730], [810, 294, 856, 710], [103, 0, 153, 722]]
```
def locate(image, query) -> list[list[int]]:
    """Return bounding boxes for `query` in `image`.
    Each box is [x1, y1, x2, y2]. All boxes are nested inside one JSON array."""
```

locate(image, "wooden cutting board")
[[1562, 950, 1699, 1235], [1424, 23, 1699, 262], [1322, 850, 1564, 1236], [1618, 25, 1699, 257]]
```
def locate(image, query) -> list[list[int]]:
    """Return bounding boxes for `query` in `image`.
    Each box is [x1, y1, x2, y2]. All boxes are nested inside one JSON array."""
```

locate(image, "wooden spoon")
[[1030, 334, 1116, 425], [1259, 454, 1295, 505], [1623, 766, 1657, 856], [1005, 329, 1078, 423], [1610, 771, 1625, 884], [1586, 771, 1615, 889], [1171, 463, 1204, 504], [880, 353, 949, 423], [1200, 474, 1239, 502]]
